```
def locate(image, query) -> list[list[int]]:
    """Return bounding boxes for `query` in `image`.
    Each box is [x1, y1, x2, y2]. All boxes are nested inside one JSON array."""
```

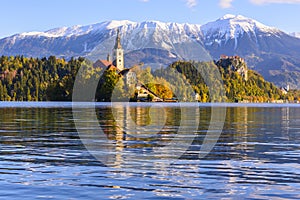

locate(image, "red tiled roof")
[[93, 60, 113, 68], [93, 60, 120, 72], [101, 60, 113, 67]]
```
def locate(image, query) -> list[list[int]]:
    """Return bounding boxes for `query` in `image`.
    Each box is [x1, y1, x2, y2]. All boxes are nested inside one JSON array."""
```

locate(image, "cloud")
[[185, 0, 197, 8], [140, 0, 149, 2], [219, 0, 300, 8], [250, 0, 300, 4], [219, 0, 234, 8]]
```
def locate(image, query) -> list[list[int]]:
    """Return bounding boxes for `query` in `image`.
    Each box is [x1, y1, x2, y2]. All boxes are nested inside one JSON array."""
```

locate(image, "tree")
[[111, 77, 127, 101], [96, 69, 121, 102]]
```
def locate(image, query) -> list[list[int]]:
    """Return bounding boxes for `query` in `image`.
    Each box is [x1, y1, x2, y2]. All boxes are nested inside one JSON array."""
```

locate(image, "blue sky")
[[0, 0, 300, 38]]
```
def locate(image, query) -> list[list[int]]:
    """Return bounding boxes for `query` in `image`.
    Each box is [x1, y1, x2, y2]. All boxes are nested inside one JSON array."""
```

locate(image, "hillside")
[[0, 55, 289, 102], [161, 57, 283, 103]]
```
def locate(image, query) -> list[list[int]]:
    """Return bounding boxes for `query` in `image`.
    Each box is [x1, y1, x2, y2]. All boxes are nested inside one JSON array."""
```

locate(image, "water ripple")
[[0, 105, 299, 199]]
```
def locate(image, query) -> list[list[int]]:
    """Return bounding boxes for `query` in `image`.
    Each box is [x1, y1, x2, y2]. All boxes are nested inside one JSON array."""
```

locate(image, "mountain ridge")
[[4, 15, 290, 41], [290, 32, 300, 38], [1, 15, 300, 88]]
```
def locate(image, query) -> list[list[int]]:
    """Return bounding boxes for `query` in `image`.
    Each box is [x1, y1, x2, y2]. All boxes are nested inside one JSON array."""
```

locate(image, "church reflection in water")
[[98, 104, 181, 141], [95, 103, 200, 167]]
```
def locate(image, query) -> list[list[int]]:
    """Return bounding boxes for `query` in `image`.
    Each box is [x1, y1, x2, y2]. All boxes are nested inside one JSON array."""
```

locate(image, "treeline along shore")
[[0, 55, 299, 102]]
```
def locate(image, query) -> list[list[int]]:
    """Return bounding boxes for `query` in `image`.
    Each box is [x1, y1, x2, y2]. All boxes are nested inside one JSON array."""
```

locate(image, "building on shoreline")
[[93, 29, 163, 102]]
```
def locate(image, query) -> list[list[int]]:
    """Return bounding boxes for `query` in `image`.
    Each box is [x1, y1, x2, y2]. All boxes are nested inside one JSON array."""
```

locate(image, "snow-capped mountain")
[[201, 14, 282, 52], [290, 32, 300, 39], [1, 15, 300, 88], [201, 14, 280, 48], [13, 20, 134, 38], [201, 14, 300, 58], [0, 19, 209, 63], [201, 15, 300, 88]]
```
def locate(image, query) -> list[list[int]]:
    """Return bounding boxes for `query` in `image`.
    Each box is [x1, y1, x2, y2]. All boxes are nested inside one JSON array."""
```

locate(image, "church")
[[94, 29, 124, 71], [93, 28, 164, 102], [93, 29, 136, 85]]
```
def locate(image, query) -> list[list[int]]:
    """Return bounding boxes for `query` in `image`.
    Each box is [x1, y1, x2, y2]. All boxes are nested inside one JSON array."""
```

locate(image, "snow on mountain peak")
[[45, 25, 89, 37], [7, 15, 284, 52], [19, 24, 100, 38], [201, 14, 281, 47], [20, 31, 56, 38], [106, 20, 136, 29], [220, 14, 238, 20], [203, 14, 277, 35], [290, 32, 300, 39]]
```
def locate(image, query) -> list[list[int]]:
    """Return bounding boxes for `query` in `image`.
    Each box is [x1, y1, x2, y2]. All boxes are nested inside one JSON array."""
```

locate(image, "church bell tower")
[[113, 29, 124, 71]]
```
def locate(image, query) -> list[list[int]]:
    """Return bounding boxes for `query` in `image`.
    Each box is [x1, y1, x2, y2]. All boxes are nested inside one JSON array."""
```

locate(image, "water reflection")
[[0, 103, 300, 199], [74, 103, 202, 168]]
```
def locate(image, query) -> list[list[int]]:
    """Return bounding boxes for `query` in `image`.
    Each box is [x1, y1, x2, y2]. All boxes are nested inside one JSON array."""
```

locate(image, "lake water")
[[0, 102, 299, 199]]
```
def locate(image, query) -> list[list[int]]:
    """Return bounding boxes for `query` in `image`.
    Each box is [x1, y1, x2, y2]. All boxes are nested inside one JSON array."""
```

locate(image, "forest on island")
[[0, 55, 298, 102], [0, 55, 83, 101]]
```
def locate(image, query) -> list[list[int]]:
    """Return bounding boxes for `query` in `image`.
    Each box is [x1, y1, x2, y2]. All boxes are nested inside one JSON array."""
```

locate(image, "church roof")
[[93, 60, 119, 72]]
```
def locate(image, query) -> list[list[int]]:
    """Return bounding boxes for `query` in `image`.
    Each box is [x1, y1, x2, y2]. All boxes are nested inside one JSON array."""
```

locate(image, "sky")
[[0, 0, 300, 38]]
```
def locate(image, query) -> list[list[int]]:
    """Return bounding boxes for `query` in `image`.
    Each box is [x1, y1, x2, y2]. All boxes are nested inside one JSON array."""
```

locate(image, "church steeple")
[[114, 29, 122, 49], [107, 53, 111, 62], [113, 28, 124, 71]]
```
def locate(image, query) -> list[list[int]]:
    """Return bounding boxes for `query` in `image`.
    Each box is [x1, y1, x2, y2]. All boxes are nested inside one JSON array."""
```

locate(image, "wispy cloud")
[[219, 0, 234, 8], [219, 0, 300, 8], [140, 0, 149, 2], [250, 0, 300, 4], [185, 0, 198, 8]]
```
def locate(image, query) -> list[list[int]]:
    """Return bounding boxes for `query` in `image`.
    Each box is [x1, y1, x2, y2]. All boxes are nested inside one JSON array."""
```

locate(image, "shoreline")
[[0, 101, 300, 108]]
